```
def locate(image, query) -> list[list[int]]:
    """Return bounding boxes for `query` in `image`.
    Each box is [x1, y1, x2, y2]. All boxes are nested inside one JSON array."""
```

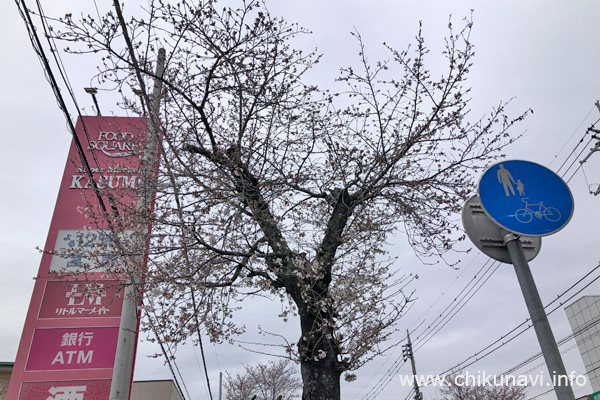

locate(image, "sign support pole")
[[109, 48, 165, 400], [504, 233, 575, 400]]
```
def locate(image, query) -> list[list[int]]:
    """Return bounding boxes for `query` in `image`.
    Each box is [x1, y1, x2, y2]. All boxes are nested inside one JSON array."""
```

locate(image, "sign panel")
[[49, 229, 135, 272], [477, 160, 574, 236], [38, 281, 123, 319], [7, 116, 153, 400], [26, 327, 118, 371], [19, 380, 111, 400], [462, 195, 541, 263]]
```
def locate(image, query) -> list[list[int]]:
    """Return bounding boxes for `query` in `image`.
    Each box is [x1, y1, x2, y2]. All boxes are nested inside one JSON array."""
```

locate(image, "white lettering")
[[88, 131, 137, 157], [98, 131, 133, 141], [51, 350, 93, 365], [77, 350, 93, 364], [70, 175, 84, 189], [67, 284, 104, 306], [47, 385, 87, 400], [108, 175, 121, 189], [69, 175, 138, 190], [122, 176, 137, 188], [65, 350, 77, 364], [575, 374, 587, 386], [51, 351, 64, 365]]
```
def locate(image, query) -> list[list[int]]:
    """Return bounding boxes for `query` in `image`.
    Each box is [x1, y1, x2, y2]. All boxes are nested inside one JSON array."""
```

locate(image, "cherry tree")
[[51, 0, 529, 398], [225, 359, 301, 400]]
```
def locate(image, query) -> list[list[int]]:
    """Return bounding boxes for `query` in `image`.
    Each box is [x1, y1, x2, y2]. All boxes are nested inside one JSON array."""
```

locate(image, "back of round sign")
[[462, 195, 541, 263]]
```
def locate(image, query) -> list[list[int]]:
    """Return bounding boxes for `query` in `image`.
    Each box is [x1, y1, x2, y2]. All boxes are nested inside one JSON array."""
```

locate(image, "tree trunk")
[[298, 310, 342, 400]]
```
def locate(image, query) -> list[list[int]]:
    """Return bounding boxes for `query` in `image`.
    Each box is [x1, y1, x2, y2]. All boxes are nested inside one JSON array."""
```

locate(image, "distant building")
[[565, 296, 600, 393], [131, 380, 184, 400], [0, 361, 182, 400], [0, 362, 13, 399]]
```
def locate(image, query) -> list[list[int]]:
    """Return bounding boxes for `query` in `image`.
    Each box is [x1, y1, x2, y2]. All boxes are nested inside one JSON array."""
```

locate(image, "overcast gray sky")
[[1, 1, 600, 400]]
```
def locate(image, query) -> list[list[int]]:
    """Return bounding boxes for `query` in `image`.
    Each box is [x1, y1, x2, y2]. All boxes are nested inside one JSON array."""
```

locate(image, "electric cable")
[[17, 1, 194, 397], [413, 259, 499, 350], [34, 0, 104, 169], [23, 3, 599, 397], [357, 258, 502, 400], [414, 261, 502, 352], [388, 257, 600, 399], [415, 136, 600, 378], [564, 136, 595, 183], [501, 313, 600, 376], [350, 256, 481, 400], [193, 345, 213, 400], [15, 0, 111, 215], [555, 131, 591, 176], [171, 353, 192, 400], [356, 101, 600, 400], [145, 307, 189, 400], [558, 119, 600, 183], [408, 254, 480, 334], [365, 253, 597, 400], [438, 260, 600, 378], [411, 257, 494, 345], [527, 387, 553, 400], [550, 105, 597, 169]]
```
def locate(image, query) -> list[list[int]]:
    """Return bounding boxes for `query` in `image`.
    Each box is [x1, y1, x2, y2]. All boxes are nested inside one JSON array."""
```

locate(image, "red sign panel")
[[26, 327, 118, 371], [19, 380, 111, 400], [38, 281, 123, 319], [7, 116, 153, 400]]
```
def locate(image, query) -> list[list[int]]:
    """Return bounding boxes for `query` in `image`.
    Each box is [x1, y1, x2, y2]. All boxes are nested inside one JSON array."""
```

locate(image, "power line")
[[564, 136, 596, 183], [16, 1, 196, 397], [15, 0, 111, 215], [193, 345, 214, 400], [555, 115, 600, 184], [364, 248, 595, 398], [387, 210, 600, 398], [555, 131, 593, 176], [413, 259, 500, 350], [409, 118, 600, 380], [549, 105, 597, 169], [408, 254, 481, 336], [145, 308, 190, 400], [350, 255, 482, 400], [438, 259, 600, 379], [528, 387, 554, 400], [501, 313, 600, 377], [357, 258, 503, 399], [33, 0, 105, 169]]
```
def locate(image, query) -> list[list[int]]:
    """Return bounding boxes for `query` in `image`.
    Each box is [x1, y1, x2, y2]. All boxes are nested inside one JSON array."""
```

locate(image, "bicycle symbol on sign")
[[514, 197, 561, 224]]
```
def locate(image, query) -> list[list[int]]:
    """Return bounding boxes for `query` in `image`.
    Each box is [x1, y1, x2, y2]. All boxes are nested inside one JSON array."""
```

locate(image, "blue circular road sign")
[[477, 160, 574, 236]]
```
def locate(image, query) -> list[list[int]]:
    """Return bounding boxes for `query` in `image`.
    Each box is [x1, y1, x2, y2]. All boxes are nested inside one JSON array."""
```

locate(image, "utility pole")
[[219, 371, 223, 400], [580, 100, 600, 195], [403, 330, 423, 400], [109, 48, 166, 400]]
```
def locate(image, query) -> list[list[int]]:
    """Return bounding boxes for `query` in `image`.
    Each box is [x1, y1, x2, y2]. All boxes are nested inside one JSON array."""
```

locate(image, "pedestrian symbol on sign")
[[478, 160, 574, 236], [498, 163, 518, 196], [497, 163, 526, 197]]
